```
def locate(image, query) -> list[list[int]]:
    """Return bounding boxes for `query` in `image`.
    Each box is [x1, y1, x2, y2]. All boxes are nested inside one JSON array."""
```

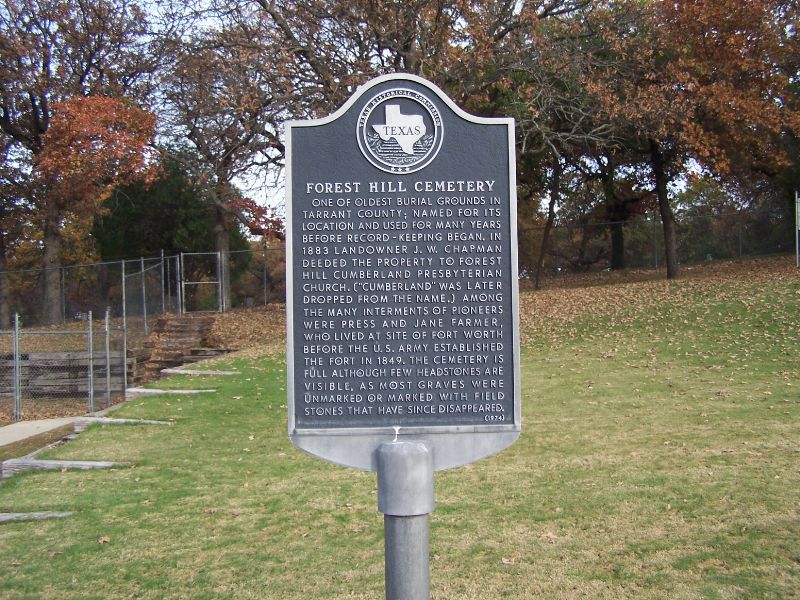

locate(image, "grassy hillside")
[[0, 257, 797, 599]]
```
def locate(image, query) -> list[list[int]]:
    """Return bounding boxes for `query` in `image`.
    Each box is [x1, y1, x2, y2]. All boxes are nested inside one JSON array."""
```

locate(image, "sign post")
[[376, 441, 434, 600], [286, 73, 520, 598]]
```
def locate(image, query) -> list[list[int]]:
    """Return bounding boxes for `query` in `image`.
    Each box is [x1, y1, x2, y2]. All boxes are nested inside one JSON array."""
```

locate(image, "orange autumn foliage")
[[35, 95, 157, 214], [583, 0, 799, 176], [659, 0, 800, 175]]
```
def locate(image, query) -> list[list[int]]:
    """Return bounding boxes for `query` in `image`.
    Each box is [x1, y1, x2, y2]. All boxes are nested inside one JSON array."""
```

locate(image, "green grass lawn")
[[0, 259, 798, 599]]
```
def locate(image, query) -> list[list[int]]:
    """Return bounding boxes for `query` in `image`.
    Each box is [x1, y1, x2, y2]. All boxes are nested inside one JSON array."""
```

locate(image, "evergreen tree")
[[93, 150, 250, 260]]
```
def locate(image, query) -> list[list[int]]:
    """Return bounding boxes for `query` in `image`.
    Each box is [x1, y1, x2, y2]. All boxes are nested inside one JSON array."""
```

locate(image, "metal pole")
[[224, 251, 229, 312], [376, 441, 435, 600], [160, 249, 166, 314], [121, 260, 128, 392], [165, 253, 172, 312], [12, 313, 21, 421], [179, 253, 185, 314], [141, 257, 148, 335], [262, 244, 274, 306], [385, 515, 430, 598], [217, 251, 223, 312], [87, 310, 94, 414], [795, 190, 799, 269], [60, 266, 66, 323], [223, 251, 228, 312], [104, 307, 111, 408]]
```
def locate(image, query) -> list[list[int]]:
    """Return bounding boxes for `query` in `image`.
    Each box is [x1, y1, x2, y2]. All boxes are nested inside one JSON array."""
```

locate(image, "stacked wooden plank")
[[0, 351, 127, 399]]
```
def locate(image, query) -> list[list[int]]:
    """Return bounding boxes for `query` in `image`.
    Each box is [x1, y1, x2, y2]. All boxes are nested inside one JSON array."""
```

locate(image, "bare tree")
[[161, 17, 286, 308]]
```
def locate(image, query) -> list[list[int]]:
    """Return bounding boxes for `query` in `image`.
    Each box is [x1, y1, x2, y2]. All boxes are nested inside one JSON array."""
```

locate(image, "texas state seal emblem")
[[357, 88, 443, 174]]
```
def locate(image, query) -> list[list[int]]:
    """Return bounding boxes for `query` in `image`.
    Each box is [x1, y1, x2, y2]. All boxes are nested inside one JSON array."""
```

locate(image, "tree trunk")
[[213, 182, 232, 311], [0, 230, 9, 329], [41, 201, 64, 324], [650, 139, 679, 279], [401, 39, 421, 74], [609, 220, 626, 270], [600, 162, 626, 271], [578, 222, 590, 268], [534, 156, 562, 290]]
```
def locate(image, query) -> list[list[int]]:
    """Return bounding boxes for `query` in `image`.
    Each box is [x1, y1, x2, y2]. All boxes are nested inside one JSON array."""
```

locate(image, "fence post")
[[87, 311, 94, 414], [216, 251, 223, 312], [104, 307, 111, 408], [121, 260, 128, 392], [141, 257, 148, 335], [160, 249, 166, 314], [222, 250, 229, 312], [179, 253, 186, 315], [223, 250, 228, 312], [60, 266, 66, 324], [12, 313, 21, 422], [217, 251, 225, 312], [263, 245, 268, 306], [121, 312, 128, 399], [165, 253, 172, 313]]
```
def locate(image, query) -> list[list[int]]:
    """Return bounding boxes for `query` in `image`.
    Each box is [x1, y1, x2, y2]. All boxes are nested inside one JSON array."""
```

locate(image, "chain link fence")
[[518, 208, 791, 277], [0, 327, 16, 423], [0, 245, 286, 423], [176, 246, 287, 312], [1, 257, 171, 335], [0, 311, 126, 423], [0, 245, 286, 330], [121, 255, 182, 347], [230, 246, 286, 307]]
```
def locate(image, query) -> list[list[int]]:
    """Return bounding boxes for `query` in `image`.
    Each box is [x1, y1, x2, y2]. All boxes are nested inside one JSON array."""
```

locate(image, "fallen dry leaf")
[[540, 532, 560, 544]]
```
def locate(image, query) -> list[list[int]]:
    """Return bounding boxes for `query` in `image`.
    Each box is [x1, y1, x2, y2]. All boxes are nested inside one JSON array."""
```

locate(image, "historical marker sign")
[[287, 74, 520, 471]]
